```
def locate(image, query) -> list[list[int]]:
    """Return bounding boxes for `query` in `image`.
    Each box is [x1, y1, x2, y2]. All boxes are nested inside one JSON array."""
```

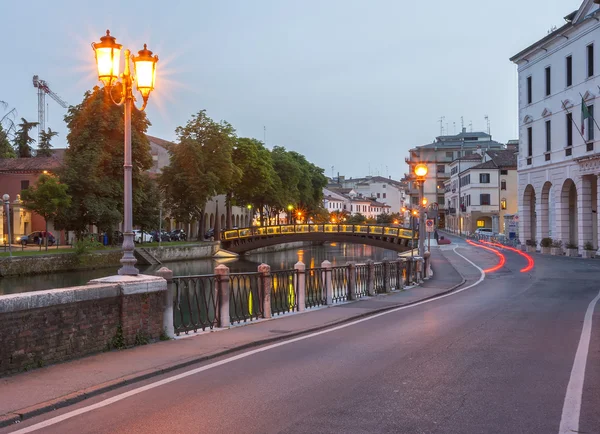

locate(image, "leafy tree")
[[20, 174, 71, 251], [13, 118, 38, 158], [37, 128, 58, 157], [133, 173, 161, 240], [0, 124, 15, 158], [347, 213, 366, 224], [329, 210, 350, 223], [56, 87, 152, 239]]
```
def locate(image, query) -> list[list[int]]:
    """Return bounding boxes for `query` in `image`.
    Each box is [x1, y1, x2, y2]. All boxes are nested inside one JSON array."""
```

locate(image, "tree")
[[20, 174, 71, 251], [0, 124, 15, 158], [13, 118, 38, 158], [347, 213, 366, 224], [0, 101, 17, 158], [329, 210, 350, 223], [133, 173, 161, 240], [37, 128, 58, 157], [57, 87, 152, 239]]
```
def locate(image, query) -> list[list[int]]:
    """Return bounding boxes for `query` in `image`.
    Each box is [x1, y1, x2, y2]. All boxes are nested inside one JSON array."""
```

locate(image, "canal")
[[0, 242, 401, 296]]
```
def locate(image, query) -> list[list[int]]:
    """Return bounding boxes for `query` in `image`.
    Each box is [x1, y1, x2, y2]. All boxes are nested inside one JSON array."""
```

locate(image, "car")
[[474, 228, 493, 235], [170, 229, 187, 241], [150, 230, 171, 242], [18, 231, 56, 246], [132, 229, 153, 243], [204, 228, 215, 239]]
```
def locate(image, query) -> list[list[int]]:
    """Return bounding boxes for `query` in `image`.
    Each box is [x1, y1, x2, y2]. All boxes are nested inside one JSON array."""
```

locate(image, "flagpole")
[[562, 100, 587, 144], [579, 92, 600, 136]]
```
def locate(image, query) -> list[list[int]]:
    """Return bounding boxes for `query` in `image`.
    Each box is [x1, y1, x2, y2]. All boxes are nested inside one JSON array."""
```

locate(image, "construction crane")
[[32, 75, 68, 144]]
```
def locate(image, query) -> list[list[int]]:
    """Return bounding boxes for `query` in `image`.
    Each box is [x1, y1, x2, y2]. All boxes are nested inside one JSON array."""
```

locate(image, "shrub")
[[566, 242, 578, 249], [551, 239, 563, 248], [584, 241, 595, 251], [540, 238, 552, 248], [73, 237, 103, 255], [526, 239, 537, 247]]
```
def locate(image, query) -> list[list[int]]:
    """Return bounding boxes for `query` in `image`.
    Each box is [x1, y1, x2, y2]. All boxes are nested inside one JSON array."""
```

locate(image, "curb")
[[1, 277, 468, 428]]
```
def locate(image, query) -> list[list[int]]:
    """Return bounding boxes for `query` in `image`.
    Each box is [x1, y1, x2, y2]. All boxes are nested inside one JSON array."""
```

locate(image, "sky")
[[1, 0, 583, 180]]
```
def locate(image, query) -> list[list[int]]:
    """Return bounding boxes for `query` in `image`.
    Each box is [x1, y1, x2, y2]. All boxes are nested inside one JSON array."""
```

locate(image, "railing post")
[[322, 260, 333, 305], [215, 264, 230, 328], [347, 261, 356, 300], [366, 259, 376, 296], [382, 259, 391, 293], [405, 258, 413, 286], [423, 251, 431, 279], [295, 261, 306, 312], [156, 266, 175, 339], [397, 259, 405, 290], [258, 263, 272, 319]]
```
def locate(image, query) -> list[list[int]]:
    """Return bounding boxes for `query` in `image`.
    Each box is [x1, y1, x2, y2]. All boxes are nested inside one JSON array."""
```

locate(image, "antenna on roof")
[[453, 122, 456, 135], [461, 116, 464, 129], [485, 115, 491, 136], [439, 116, 445, 136], [331, 166, 334, 180], [469, 121, 473, 132]]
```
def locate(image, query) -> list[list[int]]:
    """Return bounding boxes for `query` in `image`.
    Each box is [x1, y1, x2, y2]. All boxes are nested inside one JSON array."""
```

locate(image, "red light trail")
[[466, 239, 506, 273], [479, 240, 535, 273]]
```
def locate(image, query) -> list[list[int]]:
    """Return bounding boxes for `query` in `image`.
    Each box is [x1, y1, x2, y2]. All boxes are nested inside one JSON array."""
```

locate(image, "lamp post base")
[[118, 232, 139, 276]]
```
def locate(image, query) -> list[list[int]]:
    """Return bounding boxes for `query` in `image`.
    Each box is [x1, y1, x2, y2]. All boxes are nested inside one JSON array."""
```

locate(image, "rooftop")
[[0, 157, 63, 173]]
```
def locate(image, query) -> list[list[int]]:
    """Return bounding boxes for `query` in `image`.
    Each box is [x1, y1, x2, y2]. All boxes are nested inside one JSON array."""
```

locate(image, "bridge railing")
[[223, 224, 417, 242], [167, 256, 427, 336]]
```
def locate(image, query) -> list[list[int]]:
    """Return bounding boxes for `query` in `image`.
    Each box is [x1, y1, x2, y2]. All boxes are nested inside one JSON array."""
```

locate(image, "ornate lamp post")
[[2, 194, 11, 257], [92, 30, 159, 276], [414, 164, 428, 257]]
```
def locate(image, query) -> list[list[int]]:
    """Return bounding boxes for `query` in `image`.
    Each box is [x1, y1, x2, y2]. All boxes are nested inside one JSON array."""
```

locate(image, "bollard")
[[382, 259, 391, 293], [295, 261, 306, 312], [156, 266, 175, 338], [215, 264, 231, 328], [423, 251, 431, 279], [366, 260, 376, 296], [347, 261, 356, 300], [322, 260, 333, 305], [258, 263, 272, 319]]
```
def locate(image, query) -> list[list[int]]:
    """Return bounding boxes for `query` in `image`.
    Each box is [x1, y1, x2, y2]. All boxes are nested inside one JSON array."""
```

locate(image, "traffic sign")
[[426, 219, 434, 233]]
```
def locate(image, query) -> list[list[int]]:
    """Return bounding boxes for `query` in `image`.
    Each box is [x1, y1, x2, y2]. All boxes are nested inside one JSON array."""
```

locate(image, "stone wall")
[[143, 242, 220, 262], [0, 250, 122, 277], [0, 276, 166, 376]]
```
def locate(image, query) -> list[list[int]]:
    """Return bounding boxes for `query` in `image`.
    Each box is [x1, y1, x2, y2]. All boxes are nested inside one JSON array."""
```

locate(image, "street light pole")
[[92, 31, 159, 276], [2, 194, 11, 257], [419, 181, 425, 257]]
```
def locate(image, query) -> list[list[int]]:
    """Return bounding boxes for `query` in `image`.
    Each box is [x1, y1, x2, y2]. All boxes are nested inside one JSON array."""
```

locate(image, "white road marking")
[[558, 288, 600, 434], [12, 250, 485, 434]]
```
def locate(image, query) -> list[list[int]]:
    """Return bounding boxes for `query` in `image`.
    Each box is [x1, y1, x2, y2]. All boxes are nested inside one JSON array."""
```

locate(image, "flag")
[[582, 97, 591, 136]]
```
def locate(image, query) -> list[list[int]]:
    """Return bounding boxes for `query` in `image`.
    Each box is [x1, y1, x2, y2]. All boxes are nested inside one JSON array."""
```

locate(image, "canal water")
[[0, 242, 400, 296]]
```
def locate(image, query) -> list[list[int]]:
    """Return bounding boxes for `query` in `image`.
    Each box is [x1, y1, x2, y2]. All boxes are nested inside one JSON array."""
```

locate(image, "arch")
[[245, 215, 249, 227], [235, 215, 240, 228], [522, 184, 536, 244], [205, 216, 209, 233], [209, 213, 214, 229], [560, 179, 578, 246], [540, 181, 552, 240]]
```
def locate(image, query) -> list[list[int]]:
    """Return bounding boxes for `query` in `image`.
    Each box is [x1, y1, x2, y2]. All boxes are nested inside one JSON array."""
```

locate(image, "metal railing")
[[223, 224, 416, 241], [271, 269, 298, 315], [355, 264, 369, 298], [374, 262, 385, 293], [172, 275, 220, 335], [305, 267, 326, 308], [229, 272, 262, 324], [331, 266, 349, 303]]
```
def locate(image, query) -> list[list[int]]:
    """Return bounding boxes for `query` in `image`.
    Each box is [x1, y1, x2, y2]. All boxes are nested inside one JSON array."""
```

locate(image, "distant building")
[[323, 187, 391, 220], [329, 175, 406, 213], [510, 0, 600, 251], [444, 149, 518, 236], [404, 128, 505, 228]]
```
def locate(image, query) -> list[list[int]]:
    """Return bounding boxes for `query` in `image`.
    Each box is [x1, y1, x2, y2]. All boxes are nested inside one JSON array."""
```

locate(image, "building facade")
[[334, 176, 406, 213], [444, 149, 518, 236], [323, 187, 391, 220], [511, 0, 600, 251]]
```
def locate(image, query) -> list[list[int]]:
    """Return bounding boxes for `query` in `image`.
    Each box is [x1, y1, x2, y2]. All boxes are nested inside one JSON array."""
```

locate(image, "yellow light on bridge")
[[414, 164, 428, 179], [393, 220, 399, 225]]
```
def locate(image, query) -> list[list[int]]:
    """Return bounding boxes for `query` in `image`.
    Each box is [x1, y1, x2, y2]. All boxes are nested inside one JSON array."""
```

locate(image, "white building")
[[444, 149, 518, 236], [333, 176, 406, 213], [510, 0, 600, 252], [322, 187, 391, 220]]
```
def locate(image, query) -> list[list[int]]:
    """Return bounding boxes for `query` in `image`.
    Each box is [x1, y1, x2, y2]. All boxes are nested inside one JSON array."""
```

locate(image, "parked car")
[[170, 229, 187, 241], [18, 231, 56, 246], [474, 228, 493, 236], [204, 228, 215, 239], [132, 229, 153, 243], [112, 231, 124, 245], [150, 230, 171, 242]]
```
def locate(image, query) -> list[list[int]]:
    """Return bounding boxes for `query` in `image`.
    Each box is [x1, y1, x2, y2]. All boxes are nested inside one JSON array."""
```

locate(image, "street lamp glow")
[[422, 198, 428, 206], [247, 204, 252, 209], [287, 205, 293, 211], [92, 30, 122, 87], [412, 210, 418, 216], [133, 44, 159, 103], [414, 164, 428, 178]]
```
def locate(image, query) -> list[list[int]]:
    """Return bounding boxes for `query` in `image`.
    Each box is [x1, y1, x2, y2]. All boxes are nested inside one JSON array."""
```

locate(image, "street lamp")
[[92, 30, 159, 276], [2, 194, 11, 257], [413, 163, 428, 257]]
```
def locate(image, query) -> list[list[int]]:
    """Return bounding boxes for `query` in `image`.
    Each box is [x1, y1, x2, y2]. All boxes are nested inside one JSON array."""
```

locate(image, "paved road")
[[4, 240, 600, 434]]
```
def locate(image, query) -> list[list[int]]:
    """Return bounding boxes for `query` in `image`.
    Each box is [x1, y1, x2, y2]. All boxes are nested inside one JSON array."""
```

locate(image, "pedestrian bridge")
[[221, 224, 417, 254]]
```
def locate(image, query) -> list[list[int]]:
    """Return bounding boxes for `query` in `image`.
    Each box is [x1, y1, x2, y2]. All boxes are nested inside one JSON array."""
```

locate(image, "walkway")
[[0, 248, 464, 427]]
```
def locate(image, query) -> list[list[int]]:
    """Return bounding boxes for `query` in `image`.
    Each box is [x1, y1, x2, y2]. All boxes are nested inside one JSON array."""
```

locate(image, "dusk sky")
[[2, 0, 580, 179]]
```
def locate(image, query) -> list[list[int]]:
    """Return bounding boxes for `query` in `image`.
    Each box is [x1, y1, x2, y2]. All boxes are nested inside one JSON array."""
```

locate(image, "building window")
[[501, 180, 507, 190], [501, 199, 507, 210], [567, 113, 573, 147], [437, 164, 445, 173], [480, 194, 491, 205], [382, 185, 386, 189], [545, 66, 551, 96], [566, 55, 573, 87], [527, 127, 533, 156], [477, 219, 485, 228], [20, 180, 29, 191], [527, 76, 532, 104], [500, 169, 508, 175], [382, 193, 386, 198], [588, 44, 594, 78], [546, 120, 551, 152], [467, 195, 471, 206], [377, 193, 380, 198], [446, 151, 453, 159], [479, 173, 490, 183]]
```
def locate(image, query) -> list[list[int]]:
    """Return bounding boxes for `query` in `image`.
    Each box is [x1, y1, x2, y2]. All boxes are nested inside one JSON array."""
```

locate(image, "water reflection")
[[0, 242, 399, 295]]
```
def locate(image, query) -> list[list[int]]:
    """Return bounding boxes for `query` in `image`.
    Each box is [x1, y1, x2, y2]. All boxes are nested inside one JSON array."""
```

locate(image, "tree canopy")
[[13, 118, 38, 158], [37, 128, 58, 157]]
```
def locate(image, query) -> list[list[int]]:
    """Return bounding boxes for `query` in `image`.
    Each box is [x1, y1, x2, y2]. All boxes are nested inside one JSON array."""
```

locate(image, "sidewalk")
[[0, 248, 466, 427]]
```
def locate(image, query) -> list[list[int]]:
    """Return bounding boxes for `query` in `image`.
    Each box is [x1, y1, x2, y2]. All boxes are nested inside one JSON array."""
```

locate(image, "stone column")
[[294, 261, 306, 312], [155, 267, 175, 338], [382, 259, 391, 293], [322, 260, 333, 305], [554, 184, 569, 247], [347, 262, 356, 301], [366, 260, 376, 296], [215, 264, 230, 328], [258, 263, 272, 319], [492, 215, 500, 236], [597, 176, 600, 255], [577, 177, 593, 253]]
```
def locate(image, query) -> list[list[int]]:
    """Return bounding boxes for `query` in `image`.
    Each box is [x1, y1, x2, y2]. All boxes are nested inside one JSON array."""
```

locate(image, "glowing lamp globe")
[[92, 30, 122, 87], [414, 164, 428, 178], [133, 44, 159, 100]]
